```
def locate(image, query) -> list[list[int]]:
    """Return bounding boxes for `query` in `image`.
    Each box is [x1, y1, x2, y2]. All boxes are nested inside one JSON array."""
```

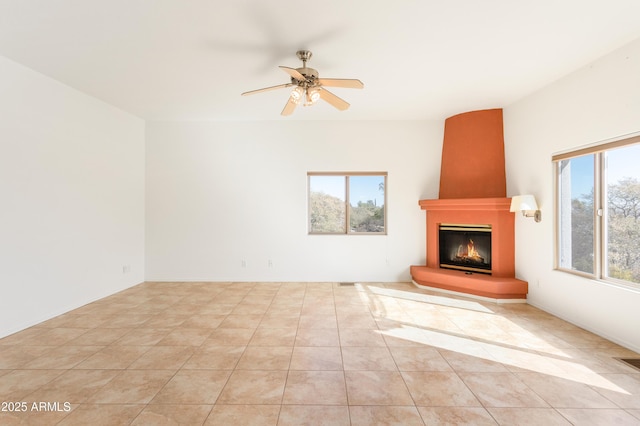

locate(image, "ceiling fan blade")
[[318, 78, 364, 89], [242, 83, 293, 96], [279, 66, 306, 82], [281, 96, 298, 116], [319, 88, 350, 111]]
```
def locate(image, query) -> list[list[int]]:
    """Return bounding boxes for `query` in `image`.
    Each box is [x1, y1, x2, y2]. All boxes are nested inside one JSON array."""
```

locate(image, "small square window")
[[308, 172, 387, 235]]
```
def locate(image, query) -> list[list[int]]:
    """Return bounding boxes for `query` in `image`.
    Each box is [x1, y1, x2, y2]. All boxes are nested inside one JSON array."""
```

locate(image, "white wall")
[[0, 56, 145, 338], [504, 37, 640, 352], [146, 120, 442, 282]]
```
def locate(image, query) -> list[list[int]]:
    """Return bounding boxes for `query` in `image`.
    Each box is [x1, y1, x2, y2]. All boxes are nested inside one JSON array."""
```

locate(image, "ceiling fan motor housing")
[[293, 67, 319, 87], [294, 51, 318, 87]]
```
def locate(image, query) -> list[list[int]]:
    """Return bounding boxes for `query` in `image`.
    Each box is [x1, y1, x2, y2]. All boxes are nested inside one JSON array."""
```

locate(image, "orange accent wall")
[[439, 108, 506, 199]]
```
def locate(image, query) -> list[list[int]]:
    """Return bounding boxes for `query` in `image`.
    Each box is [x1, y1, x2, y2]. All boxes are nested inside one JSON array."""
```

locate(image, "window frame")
[[307, 171, 388, 235], [553, 133, 640, 289]]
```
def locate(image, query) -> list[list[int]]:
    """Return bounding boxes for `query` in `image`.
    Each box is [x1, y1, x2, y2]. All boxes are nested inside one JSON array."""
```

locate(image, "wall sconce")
[[510, 194, 541, 222]]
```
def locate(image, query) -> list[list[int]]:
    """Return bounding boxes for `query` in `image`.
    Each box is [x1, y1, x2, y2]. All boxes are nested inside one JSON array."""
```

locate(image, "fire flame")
[[456, 239, 482, 260], [467, 239, 480, 258]]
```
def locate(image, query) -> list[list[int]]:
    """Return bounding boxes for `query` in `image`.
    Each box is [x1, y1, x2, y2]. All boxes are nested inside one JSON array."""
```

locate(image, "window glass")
[[308, 175, 346, 233], [604, 144, 640, 283], [558, 154, 594, 274], [349, 175, 385, 233]]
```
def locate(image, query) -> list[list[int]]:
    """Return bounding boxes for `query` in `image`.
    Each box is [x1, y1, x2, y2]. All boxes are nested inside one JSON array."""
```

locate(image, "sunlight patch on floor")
[[362, 285, 495, 313], [378, 325, 629, 394]]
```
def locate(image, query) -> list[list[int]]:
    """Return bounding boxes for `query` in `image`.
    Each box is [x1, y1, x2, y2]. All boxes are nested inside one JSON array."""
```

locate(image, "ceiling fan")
[[241, 50, 364, 116]]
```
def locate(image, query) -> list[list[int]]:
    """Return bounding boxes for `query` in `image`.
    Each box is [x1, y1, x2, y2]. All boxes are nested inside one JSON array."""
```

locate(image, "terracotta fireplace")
[[410, 108, 528, 300]]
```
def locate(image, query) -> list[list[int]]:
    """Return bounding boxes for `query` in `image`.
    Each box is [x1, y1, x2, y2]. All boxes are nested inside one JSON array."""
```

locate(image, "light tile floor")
[[1, 281, 640, 425]]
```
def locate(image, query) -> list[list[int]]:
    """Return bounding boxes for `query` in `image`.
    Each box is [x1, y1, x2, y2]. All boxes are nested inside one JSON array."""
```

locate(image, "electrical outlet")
[[241, 260, 247, 268], [122, 265, 131, 274], [268, 260, 273, 268]]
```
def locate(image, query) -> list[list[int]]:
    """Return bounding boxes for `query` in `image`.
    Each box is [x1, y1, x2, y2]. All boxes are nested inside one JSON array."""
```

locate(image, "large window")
[[554, 135, 640, 288], [308, 172, 387, 235]]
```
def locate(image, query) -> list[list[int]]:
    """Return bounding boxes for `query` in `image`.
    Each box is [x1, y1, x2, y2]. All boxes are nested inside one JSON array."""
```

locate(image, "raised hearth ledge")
[[410, 265, 528, 303]]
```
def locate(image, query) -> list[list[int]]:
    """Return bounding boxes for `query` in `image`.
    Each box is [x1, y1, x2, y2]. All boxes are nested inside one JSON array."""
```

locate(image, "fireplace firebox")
[[439, 224, 492, 274]]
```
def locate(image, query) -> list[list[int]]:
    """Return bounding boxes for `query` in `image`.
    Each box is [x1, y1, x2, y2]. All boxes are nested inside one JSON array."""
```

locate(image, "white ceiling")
[[2, 0, 640, 121]]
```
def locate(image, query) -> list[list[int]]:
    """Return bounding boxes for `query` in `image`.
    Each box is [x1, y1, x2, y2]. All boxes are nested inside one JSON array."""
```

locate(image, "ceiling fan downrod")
[[296, 50, 312, 68]]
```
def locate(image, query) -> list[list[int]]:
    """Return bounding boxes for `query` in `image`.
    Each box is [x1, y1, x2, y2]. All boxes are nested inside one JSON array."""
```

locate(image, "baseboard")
[[526, 299, 640, 354]]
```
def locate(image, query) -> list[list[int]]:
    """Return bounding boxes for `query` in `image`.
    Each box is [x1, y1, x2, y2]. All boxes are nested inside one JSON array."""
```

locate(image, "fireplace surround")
[[410, 197, 528, 300], [410, 108, 528, 301]]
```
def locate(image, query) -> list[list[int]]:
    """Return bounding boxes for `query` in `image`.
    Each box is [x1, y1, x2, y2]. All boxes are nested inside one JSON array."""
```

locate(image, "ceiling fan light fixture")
[[306, 88, 321, 105], [290, 86, 304, 104]]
